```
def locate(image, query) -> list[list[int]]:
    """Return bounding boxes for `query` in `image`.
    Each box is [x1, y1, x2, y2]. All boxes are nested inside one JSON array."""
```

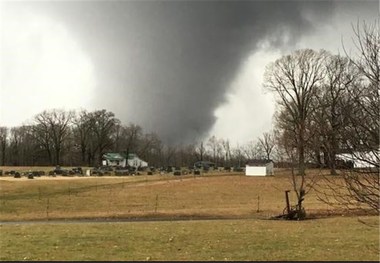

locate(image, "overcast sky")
[[0, 0, 378, 145]]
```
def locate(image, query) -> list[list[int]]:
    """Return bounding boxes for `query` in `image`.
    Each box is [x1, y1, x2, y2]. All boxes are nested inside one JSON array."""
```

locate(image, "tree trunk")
[[295, 187, 306, 220], [1, 143, 5, 166], [330, 134, 338, 175], [81, 144, 86, 164], [298, 140, 306, 176], [55, 147, 60, 166], [46, 148, 52, 166], [330, 149, 337, 175]]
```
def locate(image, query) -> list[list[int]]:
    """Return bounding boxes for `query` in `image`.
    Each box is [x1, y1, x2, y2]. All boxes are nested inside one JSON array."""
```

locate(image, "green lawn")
[[0, 217, 378, 261]]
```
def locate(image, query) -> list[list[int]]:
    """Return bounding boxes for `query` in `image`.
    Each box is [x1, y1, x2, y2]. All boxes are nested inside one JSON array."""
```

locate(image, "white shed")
[[245, 160, 274, 176]]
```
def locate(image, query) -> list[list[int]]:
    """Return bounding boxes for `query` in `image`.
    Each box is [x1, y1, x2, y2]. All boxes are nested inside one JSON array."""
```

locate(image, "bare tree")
[[221, 139, 231, 167], [33, 120, 53, 164], [8, 125, 39, 165], [316, 20, 379, 215], [137, 132, 162, 165], [87, 109, 120, 166], [264, 49, 328, 219], [0, 127, 8, 165], [112, 122, 123, 153], [231, 143, 245, 168], [163, 145, 177, 167], [258, 131, 275, 160], [123, 123, 142, 159], [264, 49, 327, 176], [207, 135, 219, 165], [313, 54, 360, 174], [242, 140, 261, 160], [340, 20, 379, 213], [72, 110, 92, 165], [345, 20, 379, 87], [33, 110, 74, 165], [195, 141, 207, 162]]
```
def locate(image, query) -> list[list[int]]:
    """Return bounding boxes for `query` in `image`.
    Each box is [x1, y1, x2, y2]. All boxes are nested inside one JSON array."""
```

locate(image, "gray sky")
[[0, 0, 378, 145]]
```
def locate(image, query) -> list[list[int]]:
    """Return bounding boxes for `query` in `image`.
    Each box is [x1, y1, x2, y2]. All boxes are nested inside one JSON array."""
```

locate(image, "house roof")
[[103, 153, 125, 161], [103, 152, 141, 161], [246, 159, 273, 167], [125, 153, 137, 159]]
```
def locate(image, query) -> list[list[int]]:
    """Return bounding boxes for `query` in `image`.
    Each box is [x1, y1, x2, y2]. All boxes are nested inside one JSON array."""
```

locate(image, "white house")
[[127, 153, 148, 168], [245, 159, 274, 176], [336, 151, 378, 168], [102, 153, 126, 167], [102, 153, 148, 168]]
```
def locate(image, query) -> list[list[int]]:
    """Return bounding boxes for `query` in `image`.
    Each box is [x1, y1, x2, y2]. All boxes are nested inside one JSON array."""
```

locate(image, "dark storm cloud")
[[6, 0, 373, 144]]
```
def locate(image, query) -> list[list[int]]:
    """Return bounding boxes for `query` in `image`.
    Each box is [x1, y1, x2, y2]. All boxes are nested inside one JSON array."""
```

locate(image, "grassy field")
[[1, 217, 378, 261], [0, 169, 339, 221], [0, 167, 379, 261]]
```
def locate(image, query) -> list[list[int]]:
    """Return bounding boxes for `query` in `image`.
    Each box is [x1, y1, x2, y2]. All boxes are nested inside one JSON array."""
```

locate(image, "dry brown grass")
[[0, 168, 360, 221], [1, 167, 378, 261]]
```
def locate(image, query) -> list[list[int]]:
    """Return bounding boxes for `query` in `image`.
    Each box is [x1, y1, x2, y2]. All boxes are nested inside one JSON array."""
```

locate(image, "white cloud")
[[207, 48, 280, 145], [207, 7, 371, 146], [0, 9, 96, 127]]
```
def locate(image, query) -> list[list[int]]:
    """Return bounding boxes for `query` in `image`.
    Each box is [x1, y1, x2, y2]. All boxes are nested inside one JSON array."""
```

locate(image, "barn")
[[245, 159, 274, 176]]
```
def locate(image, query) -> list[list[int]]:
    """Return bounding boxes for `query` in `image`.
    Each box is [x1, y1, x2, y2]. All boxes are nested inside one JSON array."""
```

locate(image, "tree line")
[[0, 108, 277, 168]]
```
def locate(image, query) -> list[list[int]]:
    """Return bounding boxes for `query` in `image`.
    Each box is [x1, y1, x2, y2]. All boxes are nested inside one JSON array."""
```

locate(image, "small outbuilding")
[[245, 159, 274, 176]]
